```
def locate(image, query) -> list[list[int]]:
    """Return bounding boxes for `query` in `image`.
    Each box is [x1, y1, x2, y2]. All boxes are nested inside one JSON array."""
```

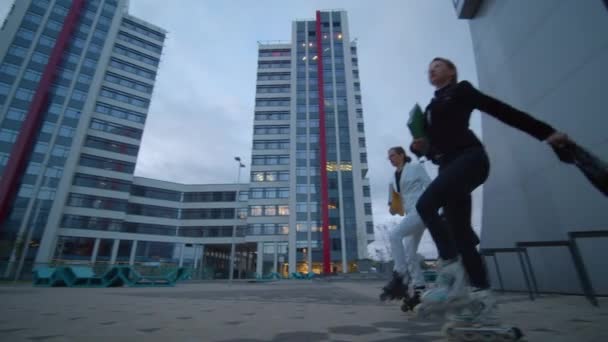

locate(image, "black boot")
[[400, 285, 425, 312], [380, 271, 408, 301]]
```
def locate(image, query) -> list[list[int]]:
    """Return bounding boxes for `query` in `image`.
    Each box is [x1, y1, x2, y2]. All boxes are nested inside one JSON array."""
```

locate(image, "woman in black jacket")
[[411, 57, 571, 317]]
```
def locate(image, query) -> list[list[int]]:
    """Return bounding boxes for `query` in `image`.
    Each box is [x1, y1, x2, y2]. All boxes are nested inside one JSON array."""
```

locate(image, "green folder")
[[407, 103, 426, 139]]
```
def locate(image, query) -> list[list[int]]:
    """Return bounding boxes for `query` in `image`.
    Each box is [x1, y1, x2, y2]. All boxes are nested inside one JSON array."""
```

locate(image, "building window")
[[236, 208, 248, 219], [250, 205, 263, 216], [366, 222, 374, 234], [278, 205, 289, 216], [264, 206, 276, 216], [360, 153, 367, 163]]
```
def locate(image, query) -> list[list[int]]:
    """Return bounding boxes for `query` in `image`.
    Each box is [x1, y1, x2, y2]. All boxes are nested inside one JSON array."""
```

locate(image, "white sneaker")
[[470, 288, 499, 324], [449, 288, 500, 325], [423, 257, 468, 303]]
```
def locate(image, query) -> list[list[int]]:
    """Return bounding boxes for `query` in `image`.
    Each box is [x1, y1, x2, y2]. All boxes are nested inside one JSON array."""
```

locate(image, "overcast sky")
[[0, 0, 483, 258]]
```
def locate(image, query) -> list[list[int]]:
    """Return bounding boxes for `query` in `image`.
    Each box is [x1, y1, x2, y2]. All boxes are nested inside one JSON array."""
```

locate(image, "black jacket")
[[415, 81, 555, 160]]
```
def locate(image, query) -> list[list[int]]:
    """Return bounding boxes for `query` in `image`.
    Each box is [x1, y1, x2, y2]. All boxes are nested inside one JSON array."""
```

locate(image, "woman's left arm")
[[462, 81, 556, 141]]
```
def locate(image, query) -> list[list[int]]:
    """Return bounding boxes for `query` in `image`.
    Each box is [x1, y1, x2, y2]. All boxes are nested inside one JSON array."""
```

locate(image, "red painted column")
[[315, 11, 331, 275], [0, 0, 85, 228]]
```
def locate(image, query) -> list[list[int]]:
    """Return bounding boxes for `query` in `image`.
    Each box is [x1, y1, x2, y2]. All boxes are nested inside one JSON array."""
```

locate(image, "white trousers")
[[390, 209, 426, 287]]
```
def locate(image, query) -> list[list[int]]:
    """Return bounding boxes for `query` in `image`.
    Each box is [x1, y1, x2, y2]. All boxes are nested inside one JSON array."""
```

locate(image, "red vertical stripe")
[[0, 0, 85, 227], [315, 11, 331, 275]]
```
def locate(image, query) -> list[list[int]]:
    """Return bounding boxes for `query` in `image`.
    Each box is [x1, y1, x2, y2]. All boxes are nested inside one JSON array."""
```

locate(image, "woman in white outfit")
[[381, 146, 432, 300]]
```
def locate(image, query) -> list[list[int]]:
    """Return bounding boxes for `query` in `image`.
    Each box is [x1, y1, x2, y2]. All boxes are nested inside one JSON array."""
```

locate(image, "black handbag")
[[552, 143, 608, 197]]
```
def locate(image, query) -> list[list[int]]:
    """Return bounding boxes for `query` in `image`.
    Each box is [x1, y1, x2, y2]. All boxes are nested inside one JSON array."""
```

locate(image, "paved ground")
[[0, 279, 607, 341]]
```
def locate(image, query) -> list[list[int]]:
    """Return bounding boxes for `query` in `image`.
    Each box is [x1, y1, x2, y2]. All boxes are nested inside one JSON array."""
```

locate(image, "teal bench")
[[61, 266, 97, 287], [33, 266, 58, 287]]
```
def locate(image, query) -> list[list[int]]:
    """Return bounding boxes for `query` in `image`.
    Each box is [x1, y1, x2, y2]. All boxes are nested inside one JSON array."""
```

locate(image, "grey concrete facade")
[[467, 0, 608, 294]]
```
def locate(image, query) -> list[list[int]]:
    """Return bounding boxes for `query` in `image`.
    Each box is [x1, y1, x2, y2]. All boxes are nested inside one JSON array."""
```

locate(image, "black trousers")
[[416, 146, 490, 288]]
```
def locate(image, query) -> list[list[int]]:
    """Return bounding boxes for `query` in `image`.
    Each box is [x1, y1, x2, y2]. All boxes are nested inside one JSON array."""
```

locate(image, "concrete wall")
[[469, 0, 608, 294]]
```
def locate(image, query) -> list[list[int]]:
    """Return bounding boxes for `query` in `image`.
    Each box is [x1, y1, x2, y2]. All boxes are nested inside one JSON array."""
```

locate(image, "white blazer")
[[388, 162, 432, 213]]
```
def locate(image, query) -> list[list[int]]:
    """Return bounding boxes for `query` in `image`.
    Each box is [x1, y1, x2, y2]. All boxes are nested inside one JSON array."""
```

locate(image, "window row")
[[296, 119, 320, 128], [131, 184, 181, 201], [79, 154, 135, 173], [254, 125, 289, 135], [258, 61, 290, 69], [251, 171, 289, 182], [95, 102, 146, 124], [256, 85, 290, 94], [296, 184, 318, 194], [0, 62, 20, 77], [252, 155, 289, 165], [254, 111, 289, 121], [117, 31, 162, 54], [105, 72, 153, 94], [253, 139, 289, 150], [249, 187, 289, 199], [296, 202, 319, 213], [182, 191, 236, 202], [72, 173, 131, 192], [259, 49, 290, 57], [109, 58, 156, 80], [84, 135, 139, 156], [247, 223, 289, 235], [296, 134, 319, 143], [113, 44, 160, 67], [179, 225, 245, 238], [249, 205, 289, 217], [61, 214, 123, 232], [128, 203, 179, 218], [181, 208, 235, 220], [61, 215, 250, 238], [89, 118, 143, 139], [121, 18, 165, 42], [295, 150, 318, 160], [295, 167, 320, 176], [257, 72, 290, 81], [66, 193, 128, 211], [100, 87, 150, 108], [255, 98, 290, 107]]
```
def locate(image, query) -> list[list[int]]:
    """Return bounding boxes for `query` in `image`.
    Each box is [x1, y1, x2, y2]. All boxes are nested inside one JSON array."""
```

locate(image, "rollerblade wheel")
[[501, 327, 524, 341], [413, 304, 429, 319], [400, 302, 410, 312], [480, 332, 495, 341], [461, 332, 477, 341], [441, 322, 456, 338]]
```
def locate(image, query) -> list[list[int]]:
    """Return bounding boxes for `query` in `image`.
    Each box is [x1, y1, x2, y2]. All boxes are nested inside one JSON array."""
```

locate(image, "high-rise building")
[[0, 4, 373, 280], [252, 10, 374, 275], [0, 0, 167, 278]]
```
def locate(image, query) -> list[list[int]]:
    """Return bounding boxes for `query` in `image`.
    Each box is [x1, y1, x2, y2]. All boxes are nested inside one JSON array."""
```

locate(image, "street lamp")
[[229, 156, 246, 282]]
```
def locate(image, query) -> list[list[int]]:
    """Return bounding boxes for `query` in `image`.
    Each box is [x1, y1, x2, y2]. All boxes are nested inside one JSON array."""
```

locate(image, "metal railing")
[[482, 229, 607, 307], [480, 247, 536, 301]]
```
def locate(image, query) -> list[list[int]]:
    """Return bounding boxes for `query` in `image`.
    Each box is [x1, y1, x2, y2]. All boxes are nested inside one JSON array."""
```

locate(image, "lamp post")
[[229, 156, 245, 282]]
